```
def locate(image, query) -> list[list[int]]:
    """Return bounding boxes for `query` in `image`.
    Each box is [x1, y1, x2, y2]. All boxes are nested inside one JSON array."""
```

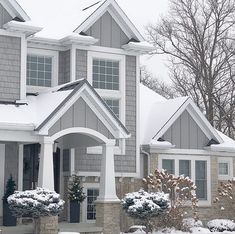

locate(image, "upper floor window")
[[104, 99, 120, 118], [92, 59, 119, 90], [27, 55, 52, 87]]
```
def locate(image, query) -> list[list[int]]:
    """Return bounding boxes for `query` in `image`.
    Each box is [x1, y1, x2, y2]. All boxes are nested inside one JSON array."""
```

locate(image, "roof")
[[140, 84, 235, 152], [0, 79, 129, 138], [15, 0, 145, 40]]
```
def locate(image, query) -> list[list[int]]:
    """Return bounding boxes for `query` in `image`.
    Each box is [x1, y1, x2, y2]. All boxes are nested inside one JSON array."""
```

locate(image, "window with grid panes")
[[87, 188, 99, 220], [92, 59, 119, 90], [104, 99, 119, 118], [27, 55, 52, 87]]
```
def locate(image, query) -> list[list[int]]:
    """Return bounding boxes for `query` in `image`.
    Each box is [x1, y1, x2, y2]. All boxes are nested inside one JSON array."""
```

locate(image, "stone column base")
[[34, 216, 58, 234], [96, 201, 120, 234]]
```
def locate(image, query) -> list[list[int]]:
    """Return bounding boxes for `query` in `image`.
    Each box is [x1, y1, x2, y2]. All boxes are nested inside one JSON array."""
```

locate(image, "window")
[[159, 155, 210, 204], [218, 157, 233, 180], [27, 55, 52, 87], [93, 59, 119, 90], [104, 99, 120, 118], [87, 188, 99, 220]]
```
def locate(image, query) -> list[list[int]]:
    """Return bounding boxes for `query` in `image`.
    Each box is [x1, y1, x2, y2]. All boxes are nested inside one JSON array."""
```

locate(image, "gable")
[[85, 11, 129, 48], [162, 110, 209, 149], [0, 3, 12, 28], [48, 97, 114, 139]]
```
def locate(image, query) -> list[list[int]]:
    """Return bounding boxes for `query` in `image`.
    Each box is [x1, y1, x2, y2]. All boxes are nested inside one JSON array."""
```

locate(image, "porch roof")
[[0, 79, 129, 137]]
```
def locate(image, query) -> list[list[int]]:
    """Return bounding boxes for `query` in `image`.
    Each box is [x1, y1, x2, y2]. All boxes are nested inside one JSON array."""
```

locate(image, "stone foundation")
[[34, 216, 58, 234], [96, 201, 120, 234]]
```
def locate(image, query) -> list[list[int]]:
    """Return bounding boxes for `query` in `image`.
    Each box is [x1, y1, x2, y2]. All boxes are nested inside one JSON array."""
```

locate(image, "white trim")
[[158, 154, 211, 206], [0, 130, 40, 142], [26, 48, 59, 92], [70, 148, 75, 175], [20, 35, 27, 101], [77, 171, 139, 178], [218, 157, 233, 180], [0, 144, 5, 218], [18, 144, 24, 191], [70, 45, 76, 82], [86, 50, 126, 154], [82, 183, 100, 223], [74, 0, 144, 41], [136, 55, 140, 177]]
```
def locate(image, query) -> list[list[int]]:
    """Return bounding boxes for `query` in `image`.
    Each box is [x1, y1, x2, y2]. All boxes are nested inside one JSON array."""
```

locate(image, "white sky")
[[17, 0, 170, 81]]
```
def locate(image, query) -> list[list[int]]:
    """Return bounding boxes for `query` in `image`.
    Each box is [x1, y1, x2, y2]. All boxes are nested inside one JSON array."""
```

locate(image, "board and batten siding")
[[0, 35, 21, 101], [58, 50, 70, 85], [85, 11, 129, 48], [0, 4, 12, 28], [162, 110, 209, 149], [48, 97, 113, 139]]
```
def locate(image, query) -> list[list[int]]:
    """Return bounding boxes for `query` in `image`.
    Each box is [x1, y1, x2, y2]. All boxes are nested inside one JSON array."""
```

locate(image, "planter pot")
[[3, 202, 16, 226], [34, 216, 58, 234], [70, 201, 80, 223]]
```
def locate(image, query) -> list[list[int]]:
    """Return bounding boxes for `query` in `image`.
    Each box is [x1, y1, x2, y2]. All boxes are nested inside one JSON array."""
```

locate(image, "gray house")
[[0, 0, 234, 233]]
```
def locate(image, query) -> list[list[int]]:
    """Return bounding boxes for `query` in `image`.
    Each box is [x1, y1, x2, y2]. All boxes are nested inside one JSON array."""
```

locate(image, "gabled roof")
[[1, 0, 30, 22], [74, 0, 144, 41], [140, 84, 223, 146], [0, 79, 129, 139]]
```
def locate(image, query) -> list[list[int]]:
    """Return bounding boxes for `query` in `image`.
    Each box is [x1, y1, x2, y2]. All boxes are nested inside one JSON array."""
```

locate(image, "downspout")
[[140, 146, 151, 176]]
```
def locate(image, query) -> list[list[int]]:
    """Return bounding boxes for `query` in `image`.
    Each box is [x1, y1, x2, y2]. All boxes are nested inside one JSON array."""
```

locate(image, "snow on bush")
[[122, 189, 169, 219], [207, 219, 235, 232], [182, 218, 203, 229], [7, 187, 65, 217]]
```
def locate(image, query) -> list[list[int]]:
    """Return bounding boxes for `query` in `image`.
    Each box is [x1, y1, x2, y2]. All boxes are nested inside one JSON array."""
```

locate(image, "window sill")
[[218, 175, 233, 181]]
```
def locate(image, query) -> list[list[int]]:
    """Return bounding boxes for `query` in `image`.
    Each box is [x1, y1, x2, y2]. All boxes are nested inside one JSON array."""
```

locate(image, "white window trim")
[[158, 154, 211, 206], [218, 157, 233, 180], [82, 183, 100, 223], [26, 48, 59, 92], [87, 51, 126, 155]]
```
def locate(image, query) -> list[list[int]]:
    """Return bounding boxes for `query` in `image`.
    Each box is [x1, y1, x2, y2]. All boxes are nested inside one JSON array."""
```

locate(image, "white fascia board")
[[7, 0, 30, 21], [154, 98, 190, 140], [60, 34, 99, 46], [122, 42, 155, 54], [3, 21, 42, 37], [188, 99, 223, 143], [74, 0, 144, 42]]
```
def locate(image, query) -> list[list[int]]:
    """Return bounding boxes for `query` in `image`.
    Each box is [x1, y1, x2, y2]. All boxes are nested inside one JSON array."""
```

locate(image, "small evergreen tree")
[[68, 175, 86, 202], [122, 189, 170, 232], [3, 175, 16, 203]]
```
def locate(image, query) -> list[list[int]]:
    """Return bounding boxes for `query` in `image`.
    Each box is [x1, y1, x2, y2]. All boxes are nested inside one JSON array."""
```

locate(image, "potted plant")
[[7, 187, 64, 234], [2, 175, 17, 226], [68, 174, 86, 223]]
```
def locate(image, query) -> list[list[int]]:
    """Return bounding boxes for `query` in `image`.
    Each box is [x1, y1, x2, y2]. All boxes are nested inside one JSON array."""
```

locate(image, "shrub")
[[182, 218, 203, 230], [7, 187, 64, 217], [143, 169, 198, 230], [3, 175, 16, 203], [207, 219, 235, 232], [122, 189, 170, 232]]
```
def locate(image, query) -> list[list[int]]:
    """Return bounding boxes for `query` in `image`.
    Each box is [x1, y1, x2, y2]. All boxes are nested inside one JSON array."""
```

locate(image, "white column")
[[0, 144, 5, 217], [70, 148, 75, 175], [38, 138, 55, 191], [97, 141, 119, 202], [18, 144, 24, 191]]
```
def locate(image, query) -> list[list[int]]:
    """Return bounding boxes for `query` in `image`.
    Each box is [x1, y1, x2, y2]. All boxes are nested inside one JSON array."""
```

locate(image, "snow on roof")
[[140, 84, 188, 145], [0, 88, 72, 129]]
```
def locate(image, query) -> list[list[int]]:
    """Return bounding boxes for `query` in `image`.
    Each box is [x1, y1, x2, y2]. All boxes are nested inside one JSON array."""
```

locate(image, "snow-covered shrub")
[[207, 219, 235, 232], [7, 188, 65, 217], [182, 218, 203, 229], [122, 189, 169, 232], [126, 225, 146, 234], [143, 169, 198, 230]]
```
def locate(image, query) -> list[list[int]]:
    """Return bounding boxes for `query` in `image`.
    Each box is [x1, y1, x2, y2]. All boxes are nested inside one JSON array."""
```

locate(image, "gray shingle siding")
[[76, 49, 87, 80], [0, 35, 21, 101], [0, 4, 12, 28], [58, 50, 70, 85]]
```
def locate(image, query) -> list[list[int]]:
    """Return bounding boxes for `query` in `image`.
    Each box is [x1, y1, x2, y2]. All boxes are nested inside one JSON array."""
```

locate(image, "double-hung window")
[[159, 155, 210, 204], [218, 157, 233, 180]]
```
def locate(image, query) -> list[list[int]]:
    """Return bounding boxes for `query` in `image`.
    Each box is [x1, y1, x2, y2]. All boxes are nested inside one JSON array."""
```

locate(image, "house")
[[0, 0, 234, 233], [140, 84, 235, 222]]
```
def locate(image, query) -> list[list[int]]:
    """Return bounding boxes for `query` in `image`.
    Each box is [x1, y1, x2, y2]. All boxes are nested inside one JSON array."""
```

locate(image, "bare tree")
[[140, 66, 176, 99], [147, 0, 235, 138]]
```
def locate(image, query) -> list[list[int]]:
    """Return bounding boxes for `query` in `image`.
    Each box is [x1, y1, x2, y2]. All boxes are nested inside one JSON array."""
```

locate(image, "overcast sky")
[[18, 0, 170, 81]]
